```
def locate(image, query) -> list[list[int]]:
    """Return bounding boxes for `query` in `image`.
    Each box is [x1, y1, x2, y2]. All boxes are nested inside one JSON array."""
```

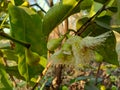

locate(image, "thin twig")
[[95, 62, 102, 85], [0, 14, 9, 29], [30, 3, 46, 13], [32, 62, 51, 90], [76, 3, 107, 36], [64, 19, 68, 33], [0, 31, 31, 48]]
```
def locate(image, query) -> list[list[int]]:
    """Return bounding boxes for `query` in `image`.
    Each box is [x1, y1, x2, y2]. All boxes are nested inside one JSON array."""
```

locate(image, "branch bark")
[[53, 64, 63, 90], [76, 2, 108, 36], [32, 62, 51, 90], [0, 31, 31, 48]]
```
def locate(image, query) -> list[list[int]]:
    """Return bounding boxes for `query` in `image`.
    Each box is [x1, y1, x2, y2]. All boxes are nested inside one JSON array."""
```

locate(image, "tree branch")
[[32, 62, 51, 90], [0, 31, 31, 48], [95, 62, 102, 85], [76, 3, 108, 36], [30, 3, 46, 13], [64, 19, 68, 33], [53, 64, 63, 90]]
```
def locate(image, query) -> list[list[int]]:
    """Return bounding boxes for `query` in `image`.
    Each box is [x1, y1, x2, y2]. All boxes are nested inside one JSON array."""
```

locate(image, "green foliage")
[[8, 3, 47, 81], [50, 32, 118, 66], [94, 31, 119, 65], [25, 48, 40, 66], [0, 0, 120, 89], [18, 54, 29, 81], [5, 66, 24, 80], [0, 65, 12, 90], [80, 0, 93, 10], [14, 0, 24, 6], [8, 3, 46, 56], [85, 83, 99, 90], [94, 0, 108, 4], [42, 0, 82, 35]]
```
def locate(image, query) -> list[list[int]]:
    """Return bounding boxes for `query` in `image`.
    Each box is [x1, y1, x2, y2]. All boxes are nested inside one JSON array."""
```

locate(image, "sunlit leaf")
[[8, 3, 46, 56], [39, 56, 47, 68], [8, 3, 46, 80], [0, 65, 12, 90], [18, 54, 29, 81]]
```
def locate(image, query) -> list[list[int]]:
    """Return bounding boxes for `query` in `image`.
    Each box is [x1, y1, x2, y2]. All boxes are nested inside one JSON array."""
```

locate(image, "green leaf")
[[8, 4, 47, 80], [89, 2, 103, 17], [116, 0, 120, 24], [28, 64, 44, 79], [95, 15, 112, 30], [39, 56, 47, 68], [80, 0, 93, 10], [25, 48, 40, 66], [79, 31, 118, 66], [18, 52, 44, 81], [2, 49, 18, 61], [80, 31, 118, 65], [95, 31, 119, 65], [107, 7, 118, 12], [14, 0, 24, 6], [42, 0, 83, 35], [0, 65, 12, 90], [76, 17, 89, 30], [18, 54, 29, 81], [8, 3, 47, 56], [85, 82, 99, 90], [94, 0, 108, 4], [76, 16, 111, 37], [5, 66, 25, 80]]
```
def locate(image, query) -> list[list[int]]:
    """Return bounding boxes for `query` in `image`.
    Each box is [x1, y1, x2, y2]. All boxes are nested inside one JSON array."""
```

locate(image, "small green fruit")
[[94, 51, 103, 62], [62, 43, 72, 55], [47, 36, 64, 51], [25, 48, 40, 66]]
